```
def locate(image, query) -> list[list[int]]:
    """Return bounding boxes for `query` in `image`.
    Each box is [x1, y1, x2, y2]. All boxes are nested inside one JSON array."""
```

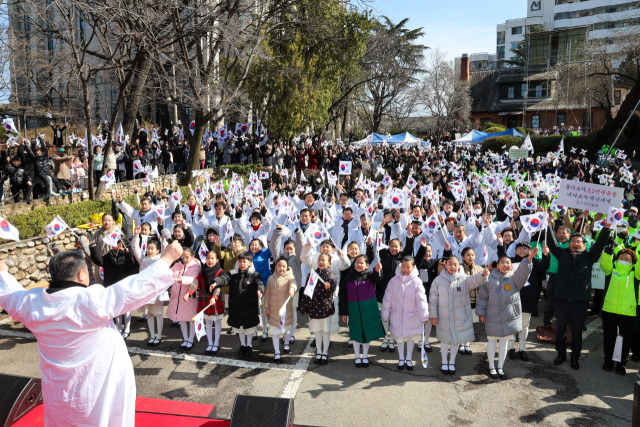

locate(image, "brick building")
[[459, 46, 628, 132]]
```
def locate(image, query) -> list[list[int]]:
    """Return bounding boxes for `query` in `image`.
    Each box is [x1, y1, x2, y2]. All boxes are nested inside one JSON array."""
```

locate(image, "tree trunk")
[[182, 110, 206, 185], [80, 79, 94, 200], [122, 52, 153, 140], [341, 106, 348, 140]]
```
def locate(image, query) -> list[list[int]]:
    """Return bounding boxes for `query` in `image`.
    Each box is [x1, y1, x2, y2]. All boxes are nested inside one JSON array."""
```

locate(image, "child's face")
[[276, 260, 288, 275], [497, 258, 512, 274], [173, 228, 184, 239], [389, 240, 401, 256], [445, 258, 460, 274], [463, 250, 475, 265], [400, 260, 414, 276], [206, 252, 217, 267], [320, 243, 334, 254], [317, 255, 331, 270], [141, 225, 152, 236], [146, 243, 159, 257], [354, 258, 368, 273], [208, 233, 216, 242], [238, 258, 251, 271], [284, 244, 295, 255], [249, 241, 261, 254], [347, 243, 360, 258], [183, 253, 193, 264], [231, 239, 242, 251]]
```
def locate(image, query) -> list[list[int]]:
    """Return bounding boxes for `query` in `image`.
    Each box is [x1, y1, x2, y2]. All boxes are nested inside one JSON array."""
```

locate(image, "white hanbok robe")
[[0, 261, 174, 427]]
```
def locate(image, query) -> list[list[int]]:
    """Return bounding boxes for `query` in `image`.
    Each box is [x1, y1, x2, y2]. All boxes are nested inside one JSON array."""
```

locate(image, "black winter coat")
[[90, 244, 139, 287], [547, 225, 610, 302], [299, 268, 338, 319], [5, 164, 32, 186], [25, 146, 52, 174], [416, 247, 452, 301], [215, 268, 264, 329], [375, 237, 416, 302]]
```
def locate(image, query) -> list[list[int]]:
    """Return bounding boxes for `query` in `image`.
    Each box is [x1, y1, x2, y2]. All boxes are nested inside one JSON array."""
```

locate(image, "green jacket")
[[601, 252, 640, 317], [547, 225, 611, 302], [548, 239, 569, 274]]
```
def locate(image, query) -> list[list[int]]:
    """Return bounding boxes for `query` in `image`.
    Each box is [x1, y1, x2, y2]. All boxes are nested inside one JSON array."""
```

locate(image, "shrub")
[[2, 186, 191, 243], [480, 122, 501, 131], [485, 126, 507, 133]]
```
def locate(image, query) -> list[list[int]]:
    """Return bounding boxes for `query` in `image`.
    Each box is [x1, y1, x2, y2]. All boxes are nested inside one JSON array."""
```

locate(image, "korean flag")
[[44, 216, 69, 238], [339, 161, 352, 175], [304, 270, 323, 298]]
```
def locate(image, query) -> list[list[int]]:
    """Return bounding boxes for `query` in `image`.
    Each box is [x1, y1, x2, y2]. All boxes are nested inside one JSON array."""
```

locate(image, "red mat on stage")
[[13, 397, 229, 427]]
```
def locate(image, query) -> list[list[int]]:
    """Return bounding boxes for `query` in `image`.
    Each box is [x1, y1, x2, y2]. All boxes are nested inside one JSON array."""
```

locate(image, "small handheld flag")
[[0, 216, 20, 242], [304, 270, 323, 298], [198, 241, 209, 263], [140, 235, 149, 257], [339, 161, 352, 175], [44, 216, 69, 238]]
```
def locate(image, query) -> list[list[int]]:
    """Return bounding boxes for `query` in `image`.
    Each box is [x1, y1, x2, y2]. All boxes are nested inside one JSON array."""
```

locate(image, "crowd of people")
[[19, 121, 631, 382]]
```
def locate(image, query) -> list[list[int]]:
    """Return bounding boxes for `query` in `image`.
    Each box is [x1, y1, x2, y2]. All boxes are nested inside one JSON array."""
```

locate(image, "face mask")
[[616, 227, 627, 233], [618, 260, 632, 266], [473, 209, 482, 215]]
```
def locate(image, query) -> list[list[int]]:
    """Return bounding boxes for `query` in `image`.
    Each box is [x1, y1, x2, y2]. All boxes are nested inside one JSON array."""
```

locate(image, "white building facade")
[[494, 0, 640, 63]]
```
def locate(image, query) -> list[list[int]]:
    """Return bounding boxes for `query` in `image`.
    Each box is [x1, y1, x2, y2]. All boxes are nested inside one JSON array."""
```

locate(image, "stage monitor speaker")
[[229, 395, 293, 427], [0, 374, 43, 427]]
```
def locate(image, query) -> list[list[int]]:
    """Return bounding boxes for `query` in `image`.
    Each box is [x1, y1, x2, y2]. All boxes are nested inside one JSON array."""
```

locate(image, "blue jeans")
[[174, 162, 184, 173]]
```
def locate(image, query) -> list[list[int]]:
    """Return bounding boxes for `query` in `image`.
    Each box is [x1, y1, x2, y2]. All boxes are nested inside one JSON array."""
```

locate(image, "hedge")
[[3, 164, 274, 242], [484, 126, 507, 133], [3, 186, 190, 242], [481, 115, 640, 156]]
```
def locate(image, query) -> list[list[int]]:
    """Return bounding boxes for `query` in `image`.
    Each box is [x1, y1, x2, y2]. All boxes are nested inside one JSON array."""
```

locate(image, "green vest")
[[601, 253, 638, 317], [548, 240, 569, 274]]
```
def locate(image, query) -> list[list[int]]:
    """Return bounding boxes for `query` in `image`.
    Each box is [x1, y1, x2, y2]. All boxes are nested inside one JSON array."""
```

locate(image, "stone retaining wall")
[[0, 228, 90, 288]]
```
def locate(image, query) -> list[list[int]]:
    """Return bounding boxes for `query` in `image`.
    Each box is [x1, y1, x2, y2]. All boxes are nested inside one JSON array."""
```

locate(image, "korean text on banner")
[[556, 179, 623, 215]]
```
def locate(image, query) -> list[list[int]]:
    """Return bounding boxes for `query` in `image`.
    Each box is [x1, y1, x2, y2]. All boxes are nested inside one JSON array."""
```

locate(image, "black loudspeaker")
[[229, 395, 293, 427], [0, 374, 43, 427]]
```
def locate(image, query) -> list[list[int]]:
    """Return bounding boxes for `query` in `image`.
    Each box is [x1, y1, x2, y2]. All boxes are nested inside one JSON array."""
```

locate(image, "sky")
[[368, 0, 524, 61]]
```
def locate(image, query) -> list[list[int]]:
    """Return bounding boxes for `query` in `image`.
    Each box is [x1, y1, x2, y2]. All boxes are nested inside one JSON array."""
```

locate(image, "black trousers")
[[602, 310, 635, 364], [10, 183, 33, 202], [555, 298, 589, 359], [591, 289, 604, 315], [543, 273, 557, 325]]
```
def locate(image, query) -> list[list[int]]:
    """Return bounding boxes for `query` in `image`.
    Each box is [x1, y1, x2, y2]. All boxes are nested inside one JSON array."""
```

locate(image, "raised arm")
[[589, 227, 611, 263], [545, 225, 563, 260], [81, 241, 182, 322], [512, 258, 533, 291]]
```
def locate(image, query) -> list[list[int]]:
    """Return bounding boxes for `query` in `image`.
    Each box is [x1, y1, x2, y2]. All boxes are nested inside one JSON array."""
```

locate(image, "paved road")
[[0, 304, 634, 427]]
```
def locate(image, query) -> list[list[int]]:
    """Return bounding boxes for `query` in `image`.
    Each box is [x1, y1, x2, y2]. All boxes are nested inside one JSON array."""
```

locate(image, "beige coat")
[[264, 268, 297, 327]]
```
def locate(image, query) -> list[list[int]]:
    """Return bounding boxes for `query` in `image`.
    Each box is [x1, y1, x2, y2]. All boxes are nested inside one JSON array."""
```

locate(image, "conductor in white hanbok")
[[0, 241, 184, 427]]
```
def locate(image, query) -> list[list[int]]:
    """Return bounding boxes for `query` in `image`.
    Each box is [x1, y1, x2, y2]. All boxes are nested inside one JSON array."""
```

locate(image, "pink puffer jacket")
[[381, 265, 429, 339], [166, 258, 202, 322]]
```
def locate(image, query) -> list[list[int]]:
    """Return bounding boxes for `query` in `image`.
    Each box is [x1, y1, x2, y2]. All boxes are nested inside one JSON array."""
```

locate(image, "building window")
[[614, 90, 621, 105], [481, 118, 493, 125], [512, 27, 523, 35], [535, 85, 543, 97], [532, 115, 540, 129], [583, 112, 593, 129], [497, 46, 505, 59], [557, 113, 567, 126], [508, 87, 515, 99], [497, 32, 505, 45], [521, 84, 527, 98]]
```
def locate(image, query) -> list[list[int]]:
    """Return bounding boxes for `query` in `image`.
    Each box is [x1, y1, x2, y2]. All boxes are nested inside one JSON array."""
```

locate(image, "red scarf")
[[188, 204, 196, 216]]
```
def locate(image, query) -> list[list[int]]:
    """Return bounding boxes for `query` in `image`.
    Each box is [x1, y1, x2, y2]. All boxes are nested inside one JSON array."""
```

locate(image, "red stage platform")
[[13, 397, 227, 427], [12, 396, 308, 426]]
